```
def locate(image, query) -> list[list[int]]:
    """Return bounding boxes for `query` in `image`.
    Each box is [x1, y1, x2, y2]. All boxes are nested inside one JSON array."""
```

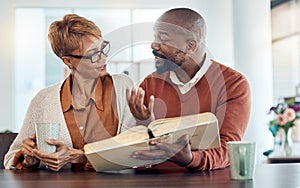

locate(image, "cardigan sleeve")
[[4, 95, 39, 169], [112, 74, 136, 133], [4, 82, 73, 170]]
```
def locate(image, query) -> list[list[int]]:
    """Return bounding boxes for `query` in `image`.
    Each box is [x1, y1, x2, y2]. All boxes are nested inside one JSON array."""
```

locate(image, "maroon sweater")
[[140, 61, 251, 171]]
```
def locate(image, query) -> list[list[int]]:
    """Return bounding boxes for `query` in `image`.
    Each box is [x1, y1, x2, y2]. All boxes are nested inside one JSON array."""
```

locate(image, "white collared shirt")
[[169, 53, 213, 94]]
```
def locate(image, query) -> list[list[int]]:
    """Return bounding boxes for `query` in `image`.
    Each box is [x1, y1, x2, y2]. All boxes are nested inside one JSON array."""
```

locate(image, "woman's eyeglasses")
[[64, 40, 110, 64]]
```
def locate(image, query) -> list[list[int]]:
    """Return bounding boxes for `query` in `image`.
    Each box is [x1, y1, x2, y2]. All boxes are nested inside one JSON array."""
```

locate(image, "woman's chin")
[[98, 70, 107, 77], [96, 64, 107, 76], [97, 67, 107, 76]]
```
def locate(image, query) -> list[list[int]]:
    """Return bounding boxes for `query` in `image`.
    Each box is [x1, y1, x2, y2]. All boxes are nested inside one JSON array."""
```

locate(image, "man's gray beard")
[[155, 58, 178, 74]]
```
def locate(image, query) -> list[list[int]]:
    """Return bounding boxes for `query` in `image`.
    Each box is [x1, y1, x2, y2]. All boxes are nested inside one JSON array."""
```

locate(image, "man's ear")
[[61, 56, 73, 69], [187, 39, 197, 52]]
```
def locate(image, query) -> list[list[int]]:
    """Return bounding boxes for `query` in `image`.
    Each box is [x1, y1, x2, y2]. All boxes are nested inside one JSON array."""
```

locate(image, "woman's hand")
[[32, 139, 87, 171], [21, 135, 40, 168]]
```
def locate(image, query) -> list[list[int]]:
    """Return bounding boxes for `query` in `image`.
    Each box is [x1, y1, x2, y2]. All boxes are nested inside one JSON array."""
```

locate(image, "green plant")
[[1, 129, 13, 133]]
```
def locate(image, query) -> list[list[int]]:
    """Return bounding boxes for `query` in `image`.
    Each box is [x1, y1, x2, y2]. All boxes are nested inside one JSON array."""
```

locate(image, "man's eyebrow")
[[157, 31, 169, 37]]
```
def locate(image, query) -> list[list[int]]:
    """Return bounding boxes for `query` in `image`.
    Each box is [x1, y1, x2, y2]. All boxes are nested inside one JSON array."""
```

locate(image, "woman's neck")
[[71, 74, 97, 104]]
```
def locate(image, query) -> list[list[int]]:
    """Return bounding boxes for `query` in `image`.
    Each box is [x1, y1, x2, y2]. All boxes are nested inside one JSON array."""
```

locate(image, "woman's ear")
[[62, 56, 73, 69]]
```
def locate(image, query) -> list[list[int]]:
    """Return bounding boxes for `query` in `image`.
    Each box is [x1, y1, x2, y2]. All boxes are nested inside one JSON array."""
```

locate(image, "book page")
[[84, 125, 149, 154], [149, 112, 219, 150], [149, 112, 215, 135]]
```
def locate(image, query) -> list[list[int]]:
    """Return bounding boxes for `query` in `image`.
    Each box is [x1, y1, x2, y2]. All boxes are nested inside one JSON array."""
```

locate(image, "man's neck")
[[174, 54, 206, 84], [174, 64, 199, 84]]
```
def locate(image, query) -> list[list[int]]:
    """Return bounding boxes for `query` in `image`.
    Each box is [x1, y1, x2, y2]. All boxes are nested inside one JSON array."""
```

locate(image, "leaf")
[[263, 149, 273, 157], [269, 125, 279, 137]]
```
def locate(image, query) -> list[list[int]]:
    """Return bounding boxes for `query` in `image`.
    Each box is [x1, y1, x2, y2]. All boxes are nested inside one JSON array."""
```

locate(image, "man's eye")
[[154, 34, 169, 43], [159, 37, 169, 43]]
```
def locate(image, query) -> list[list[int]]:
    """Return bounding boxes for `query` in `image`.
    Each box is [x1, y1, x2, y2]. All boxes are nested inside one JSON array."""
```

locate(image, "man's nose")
[[151, 41, 160, 50]]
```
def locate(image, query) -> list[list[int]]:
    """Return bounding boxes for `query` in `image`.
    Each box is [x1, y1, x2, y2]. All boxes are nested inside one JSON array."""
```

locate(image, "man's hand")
[[131, 135, 193, 167], [126, 87, 155, 125], [32, 139, 86, 171]]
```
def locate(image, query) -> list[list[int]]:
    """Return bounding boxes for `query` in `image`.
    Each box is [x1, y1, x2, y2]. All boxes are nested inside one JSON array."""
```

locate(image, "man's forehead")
[[154, 21, 194, 37]]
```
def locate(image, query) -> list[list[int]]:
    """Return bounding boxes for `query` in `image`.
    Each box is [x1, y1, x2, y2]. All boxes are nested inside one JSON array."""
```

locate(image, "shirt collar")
[[169, 52, 213, 94], [61, 75, 73, 112], [93, 75, 106, 111]]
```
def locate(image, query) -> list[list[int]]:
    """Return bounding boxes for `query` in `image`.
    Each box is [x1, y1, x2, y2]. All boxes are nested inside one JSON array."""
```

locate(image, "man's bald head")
[[157, 8, 207, 44]]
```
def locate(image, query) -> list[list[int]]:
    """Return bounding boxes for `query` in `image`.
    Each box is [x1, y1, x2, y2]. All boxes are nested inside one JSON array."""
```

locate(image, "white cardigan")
[[4, 74, 136, 169]]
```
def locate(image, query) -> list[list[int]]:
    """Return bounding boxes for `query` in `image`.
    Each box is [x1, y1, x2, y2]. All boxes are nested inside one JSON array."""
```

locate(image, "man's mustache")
[[152, 50, 168, 60], [152, 50, 178, 74]]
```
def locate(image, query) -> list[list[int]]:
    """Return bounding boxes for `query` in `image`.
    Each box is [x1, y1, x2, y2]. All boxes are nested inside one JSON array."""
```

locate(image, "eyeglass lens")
[[101, 41, 110, 54], [91, 52, 101, 63], [90, 41, 110, 63]]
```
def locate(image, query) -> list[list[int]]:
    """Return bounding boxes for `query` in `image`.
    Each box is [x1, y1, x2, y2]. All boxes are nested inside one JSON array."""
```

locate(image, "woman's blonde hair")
[[48, 14, 102, 58]]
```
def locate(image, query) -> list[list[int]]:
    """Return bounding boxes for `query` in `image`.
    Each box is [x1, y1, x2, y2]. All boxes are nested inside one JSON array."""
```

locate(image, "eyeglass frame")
[[63, 40, 110, 64]]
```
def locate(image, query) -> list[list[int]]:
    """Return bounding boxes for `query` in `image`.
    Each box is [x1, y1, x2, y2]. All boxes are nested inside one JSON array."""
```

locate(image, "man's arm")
[[186, 75, 251, 171]]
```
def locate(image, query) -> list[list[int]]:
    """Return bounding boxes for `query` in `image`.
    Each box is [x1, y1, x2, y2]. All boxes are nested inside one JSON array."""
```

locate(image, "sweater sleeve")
[[186, 74, 251, 171], [4, 83, 72, 170]]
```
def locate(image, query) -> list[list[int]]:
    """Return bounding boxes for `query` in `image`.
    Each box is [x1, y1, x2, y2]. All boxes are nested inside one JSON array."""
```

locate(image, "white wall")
[[233, 0, 274, 162], [0, 1, 14, 131], [0, 0, 273, 162]]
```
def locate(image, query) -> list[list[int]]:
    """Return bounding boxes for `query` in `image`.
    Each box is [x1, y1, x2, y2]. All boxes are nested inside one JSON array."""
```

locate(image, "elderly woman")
[[4, 14, 135, 171]]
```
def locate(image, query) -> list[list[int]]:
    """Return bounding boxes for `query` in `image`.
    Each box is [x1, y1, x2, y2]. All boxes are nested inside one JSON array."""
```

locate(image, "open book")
[[84, 112, 220, 172]]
